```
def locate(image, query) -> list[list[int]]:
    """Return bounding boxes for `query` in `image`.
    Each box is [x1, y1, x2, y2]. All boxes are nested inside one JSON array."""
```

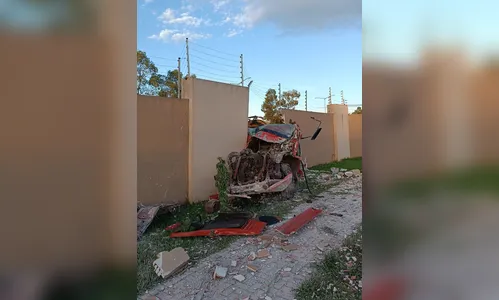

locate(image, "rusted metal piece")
[[169, 219, 266, 238], [276, 207, 323, 236], [137, 205, 160, 241]]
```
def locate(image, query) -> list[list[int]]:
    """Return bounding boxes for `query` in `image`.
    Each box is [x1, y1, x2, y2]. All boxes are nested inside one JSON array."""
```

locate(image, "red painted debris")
[[169, 219, 267, 238], [276, 207, 322, 235], [363, 277, 405, 300], [165, 222, 181, 231]]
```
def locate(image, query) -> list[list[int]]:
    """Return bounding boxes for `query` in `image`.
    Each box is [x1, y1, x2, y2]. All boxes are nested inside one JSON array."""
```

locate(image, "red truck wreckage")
[[226, 116, 323, 200], [167, 116, 324, 239]]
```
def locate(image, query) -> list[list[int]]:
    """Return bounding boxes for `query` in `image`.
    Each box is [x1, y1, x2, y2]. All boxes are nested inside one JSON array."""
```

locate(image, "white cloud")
[[226, 28, 242, 37], [211, 0, 231, 12], [158, 8, 203, 27], [232, 0, 361, 32], [149, 29, 211, 43], [171, 31, 212, 42], [144, 0, 154, 4]]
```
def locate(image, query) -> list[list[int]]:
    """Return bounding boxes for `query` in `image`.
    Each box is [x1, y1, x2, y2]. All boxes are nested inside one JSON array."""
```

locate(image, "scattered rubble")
[[281, 244, 299, 252], [213, 266, 228, 279], [233, 274, 245, 282], [256, 249, 270, 258], [247, 264, 258, 272], [153, 248, 189, 279], [283, 267, 292, 272], [248, 252, 257, 261]]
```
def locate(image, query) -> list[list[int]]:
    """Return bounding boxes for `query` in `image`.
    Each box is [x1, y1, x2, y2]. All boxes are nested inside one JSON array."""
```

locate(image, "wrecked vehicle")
[[227, 117, 322, 199]]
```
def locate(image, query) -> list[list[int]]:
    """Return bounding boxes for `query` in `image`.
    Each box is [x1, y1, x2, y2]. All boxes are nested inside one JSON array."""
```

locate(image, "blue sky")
[[137, 0, 362, 116], [363, 0, 499, 64]]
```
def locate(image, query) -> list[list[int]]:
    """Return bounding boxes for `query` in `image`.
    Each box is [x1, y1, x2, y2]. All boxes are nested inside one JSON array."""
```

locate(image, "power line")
[[191, 54, 238, 72], [189, 48, 240, 64], [189, 40, 240, 58], [189, 49, 240, 66], [189, 56, 240, 73], [190, 67, 240, 80]]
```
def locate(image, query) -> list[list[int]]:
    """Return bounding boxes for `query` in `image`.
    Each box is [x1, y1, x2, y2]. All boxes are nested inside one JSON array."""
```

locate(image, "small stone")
[[344, 171, 353, 177], [257, 249, 270, 258], [248, 252, 257, 261], [247, 264, 258, 272], [233, 275, 245, 282], [265, 297, 272, 300], [281, 244, 299, 252], [331, 167, 339, 175], [283, 267, 292, 272], [340, 168, 347, 172], [352, 169, 361, 176], [231, 260, 237, 267], [213, 266, 228, 279]]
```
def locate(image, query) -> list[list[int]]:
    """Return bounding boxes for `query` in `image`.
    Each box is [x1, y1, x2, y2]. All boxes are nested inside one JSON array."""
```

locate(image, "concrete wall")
[[281, 110, 335, 167], [349, 114, 363, 158], [137, 95, 189, 206], [182, 78, 249, 203], [328, 104, 351, 161]]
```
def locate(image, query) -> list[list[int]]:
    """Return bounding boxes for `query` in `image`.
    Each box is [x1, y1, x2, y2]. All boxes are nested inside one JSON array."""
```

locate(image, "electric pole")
[[328, 87, 332, 105], [278, 83, 281, 100], [177, 57, 181, 98], [341, 90, 345, 105], [186, 38, 191, 77], [240, 54, 244, 86], [305, 90, 308, 111]]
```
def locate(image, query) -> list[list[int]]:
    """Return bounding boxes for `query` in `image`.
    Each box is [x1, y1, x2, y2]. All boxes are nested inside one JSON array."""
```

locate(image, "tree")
[[150, 71, 197, 98], [137, 50, 158, 95], [279, 89, 300, 109], [352, 107, 362, 114], [261, 88, 300, 123]]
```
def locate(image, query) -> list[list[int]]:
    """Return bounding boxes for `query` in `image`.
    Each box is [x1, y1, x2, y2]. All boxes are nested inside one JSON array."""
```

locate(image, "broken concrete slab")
[[281, 244, 299, 252], [213, 266, 228, 279], [247, 264, 258, 272], [256, 249, 270, 258], [153, 247, 189, 279]]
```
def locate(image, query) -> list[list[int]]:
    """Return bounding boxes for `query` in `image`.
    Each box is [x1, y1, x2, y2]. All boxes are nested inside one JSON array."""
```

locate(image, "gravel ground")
[[140, 175, 362, 300]]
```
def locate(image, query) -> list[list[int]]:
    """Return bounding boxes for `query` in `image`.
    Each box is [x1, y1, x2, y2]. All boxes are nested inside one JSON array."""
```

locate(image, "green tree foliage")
[[137, 50, 197, 97], [137, 50, 159, 95], [261, 88, 300, 123], [352, 106, 362, 114]]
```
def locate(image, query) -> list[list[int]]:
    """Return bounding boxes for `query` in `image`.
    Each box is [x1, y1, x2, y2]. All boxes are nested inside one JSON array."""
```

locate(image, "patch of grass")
[[296, 227, 362, 300], [309, 157, 362, 172]]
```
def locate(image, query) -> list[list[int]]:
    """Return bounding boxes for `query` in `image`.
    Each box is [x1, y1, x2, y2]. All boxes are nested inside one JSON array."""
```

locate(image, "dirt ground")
[[140, 175, 362, 300]]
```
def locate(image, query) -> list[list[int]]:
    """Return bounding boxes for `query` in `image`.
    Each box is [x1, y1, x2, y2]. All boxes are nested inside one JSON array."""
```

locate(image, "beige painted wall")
[[281, 110, 335, 167], [182, 78, 249, 203], [349, 114, 362, 158], [137, 95, 189, 206], [328, 104, 351, 161]]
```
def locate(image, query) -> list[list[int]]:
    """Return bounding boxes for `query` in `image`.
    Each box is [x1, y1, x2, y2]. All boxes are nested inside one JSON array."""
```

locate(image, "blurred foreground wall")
[[364, 48, 499, 190]]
